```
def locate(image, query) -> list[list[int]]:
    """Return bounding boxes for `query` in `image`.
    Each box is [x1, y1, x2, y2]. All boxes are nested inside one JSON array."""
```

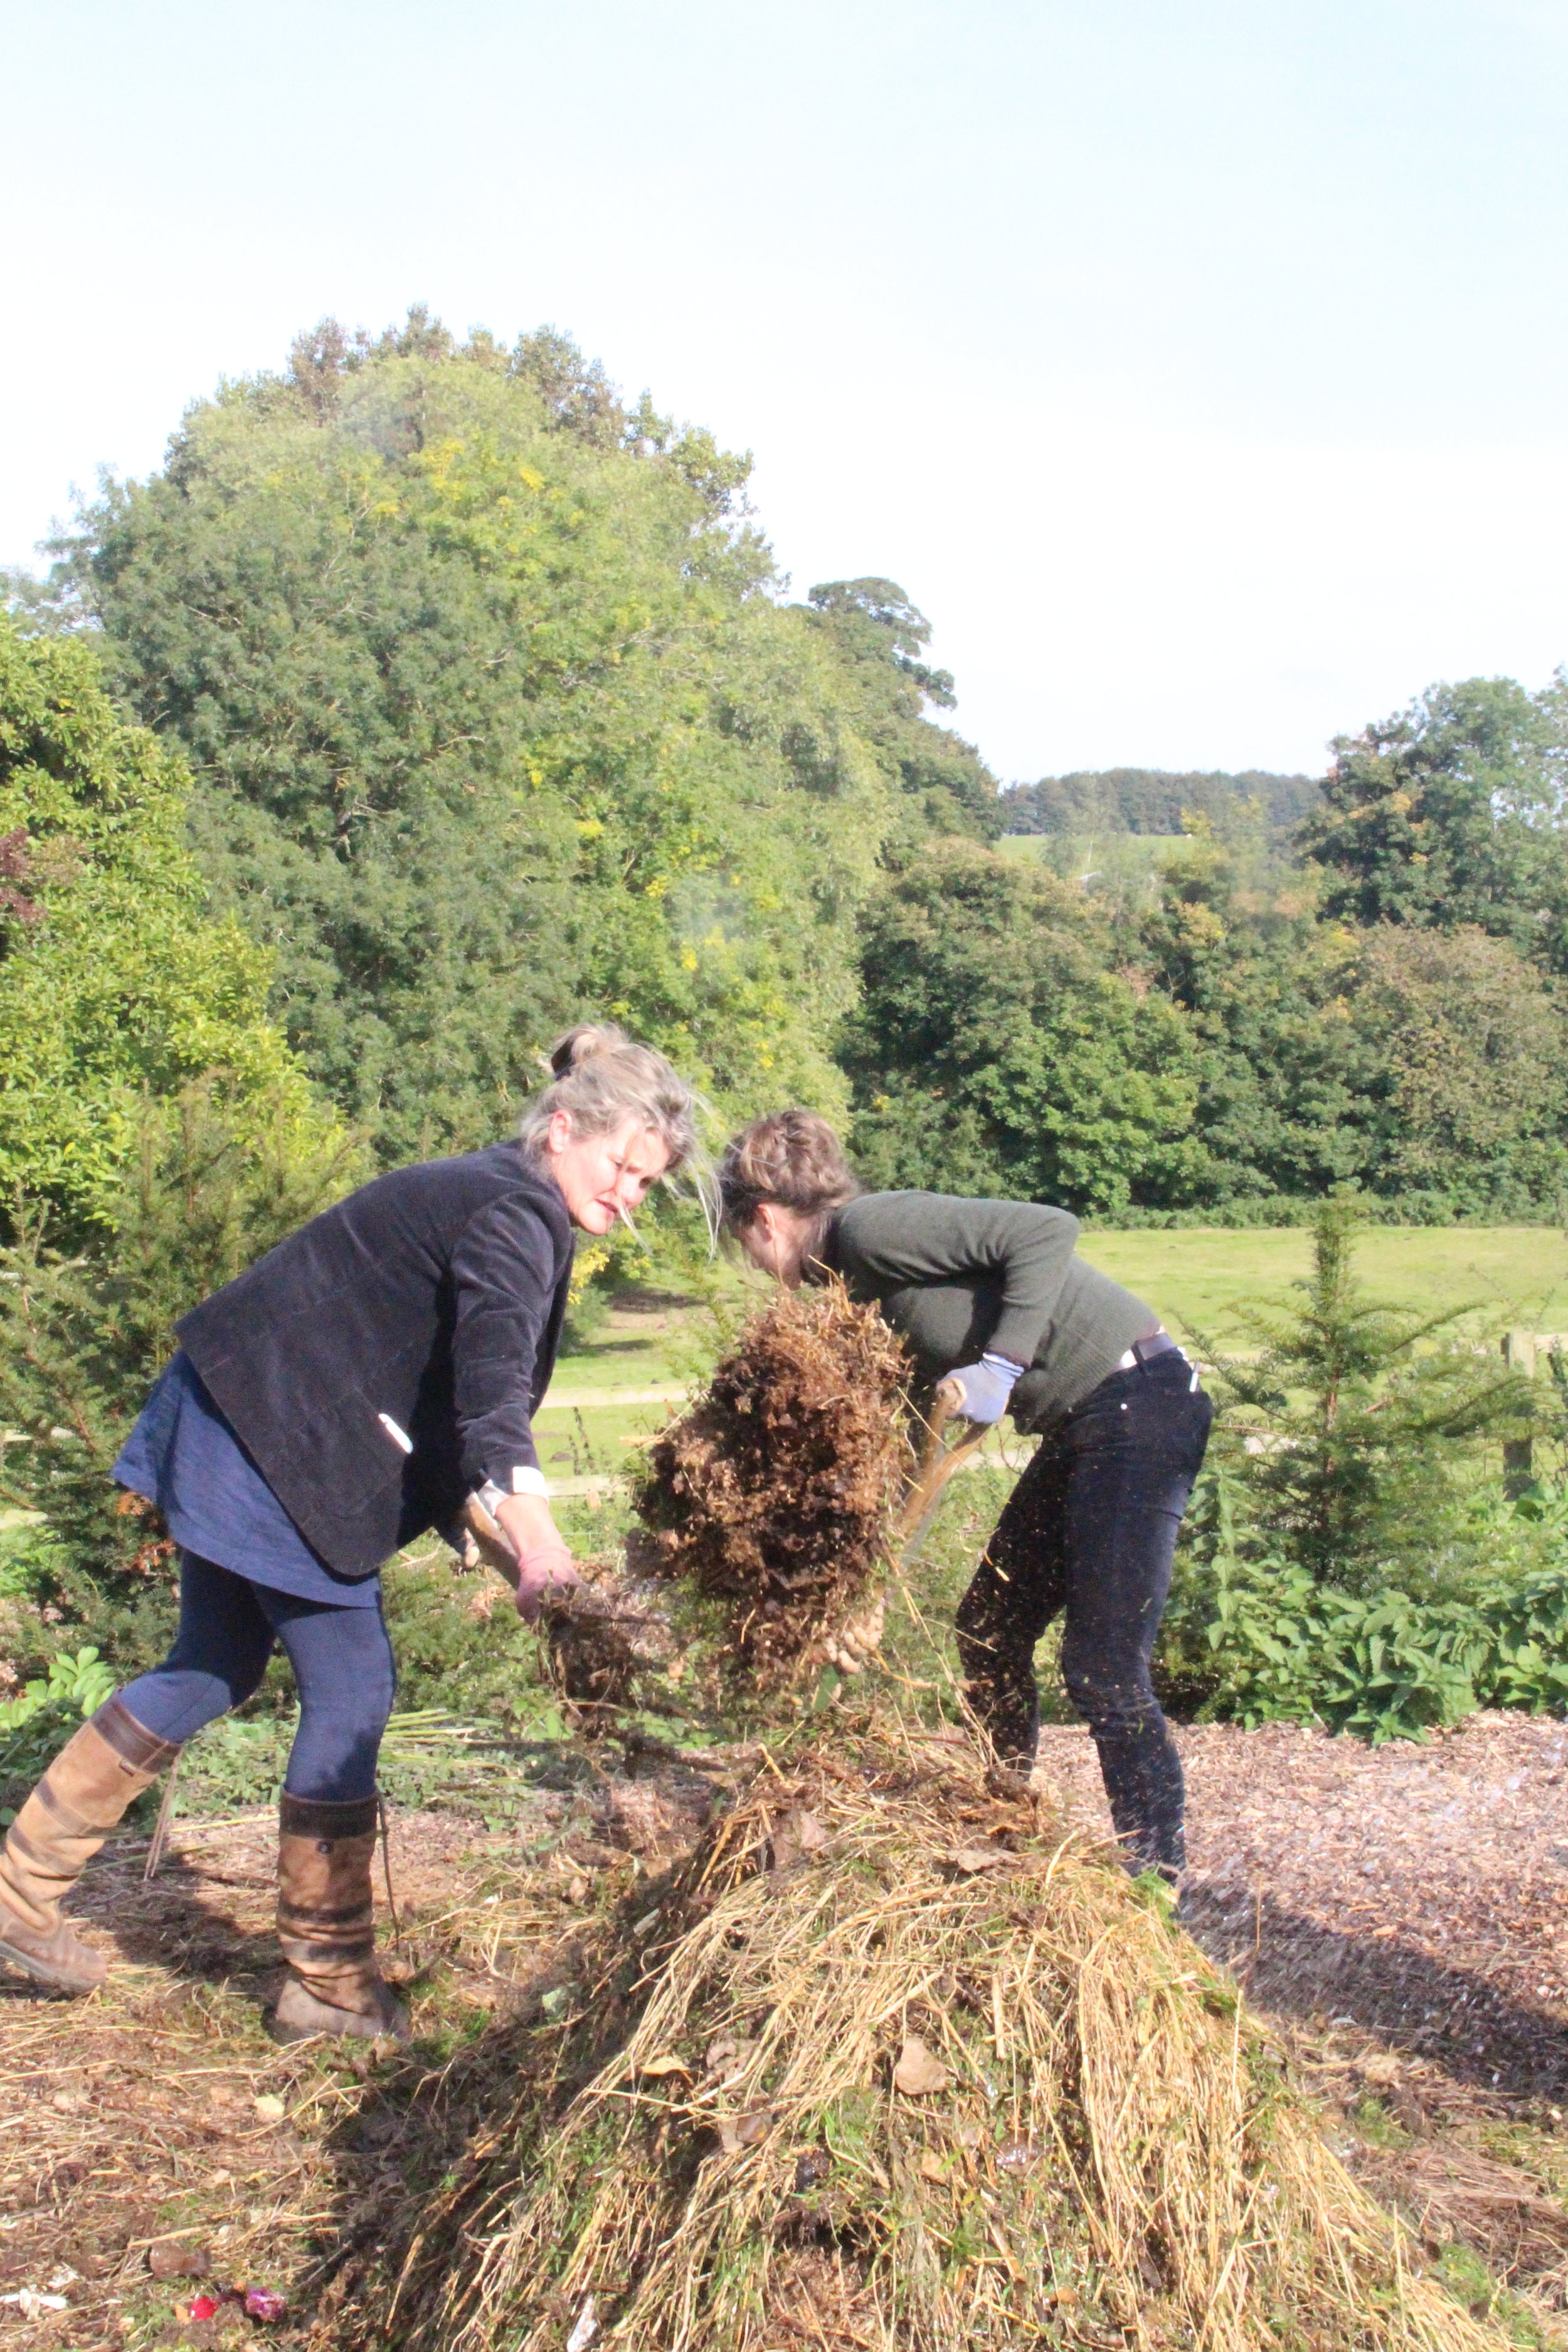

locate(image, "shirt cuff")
[[478, 1466, 550, 1515]]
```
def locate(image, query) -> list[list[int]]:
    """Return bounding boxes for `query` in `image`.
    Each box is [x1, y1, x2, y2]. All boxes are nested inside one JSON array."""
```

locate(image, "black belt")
[[1116, 1328, 1181, 1370]]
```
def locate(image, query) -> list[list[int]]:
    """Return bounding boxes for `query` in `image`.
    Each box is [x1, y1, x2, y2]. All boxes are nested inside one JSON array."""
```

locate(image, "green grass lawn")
[[1077, 1225, 1568, 1344]]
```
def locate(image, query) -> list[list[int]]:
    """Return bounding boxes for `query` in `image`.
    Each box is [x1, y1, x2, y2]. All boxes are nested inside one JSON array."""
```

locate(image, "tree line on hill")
[[4, 306, 1568, 1268], [1000, 765, 1320, 842]]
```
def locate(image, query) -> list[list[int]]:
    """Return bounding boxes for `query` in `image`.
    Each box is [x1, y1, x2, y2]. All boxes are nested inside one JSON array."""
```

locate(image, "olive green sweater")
[[821, 1191, 1157, 1431]]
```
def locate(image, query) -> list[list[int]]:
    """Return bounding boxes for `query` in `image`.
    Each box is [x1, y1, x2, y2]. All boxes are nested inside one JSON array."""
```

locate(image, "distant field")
[[1076, 1225, 1568, 1343], [995, 832, 1199, 875], [996, 831, 1192, 856]]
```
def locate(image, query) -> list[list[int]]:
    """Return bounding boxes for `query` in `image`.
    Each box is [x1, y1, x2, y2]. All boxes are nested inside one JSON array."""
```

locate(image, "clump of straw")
[[360, 1735, 1512, 2352], [626, 1283, 911, 1683], [538, 1567, 678, 1729]]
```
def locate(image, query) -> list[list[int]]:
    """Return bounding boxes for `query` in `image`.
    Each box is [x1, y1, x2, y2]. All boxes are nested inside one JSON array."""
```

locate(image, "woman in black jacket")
[[719, 1110, 1212, 1884], [0, 1027, 704, 2038]]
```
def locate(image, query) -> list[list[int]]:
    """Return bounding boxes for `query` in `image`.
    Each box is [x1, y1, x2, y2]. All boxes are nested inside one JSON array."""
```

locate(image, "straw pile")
[[627, 1283, 912, 1683], [354, 1734, 1512, 2352]]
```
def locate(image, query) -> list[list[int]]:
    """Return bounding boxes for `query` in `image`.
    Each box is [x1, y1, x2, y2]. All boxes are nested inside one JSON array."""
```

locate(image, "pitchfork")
[[892, 1376, 993, 1574]]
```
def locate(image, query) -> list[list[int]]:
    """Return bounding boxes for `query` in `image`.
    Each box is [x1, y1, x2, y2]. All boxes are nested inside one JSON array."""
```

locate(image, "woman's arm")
[[836, 1193, 1081, 1370], [451, 1195, 579, 1618]]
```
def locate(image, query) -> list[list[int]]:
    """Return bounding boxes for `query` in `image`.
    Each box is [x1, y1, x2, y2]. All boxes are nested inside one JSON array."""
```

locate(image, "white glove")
[[946, 1352, 1027, 1425]]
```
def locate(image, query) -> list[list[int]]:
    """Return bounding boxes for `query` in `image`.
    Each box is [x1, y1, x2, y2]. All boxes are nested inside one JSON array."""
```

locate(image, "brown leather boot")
[[272, 1794, 408, 2043], [0, 1698, 180, 1993]]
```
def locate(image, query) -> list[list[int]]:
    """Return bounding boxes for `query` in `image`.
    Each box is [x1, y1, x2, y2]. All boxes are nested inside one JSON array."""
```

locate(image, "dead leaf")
[[893, 2035, 950, 2095], [147, 2242, 211, 2280], [770, 1807, 827, 1870], [769, 1821, 801, 1871], [703, 2034, 758, 2084], [637, 2053, 691, 2078], [918, 2149, 948, 2182], [252, 2094, 286, 2122], [719, 2108, 774, 2153], [948, 1845, 1006, 1874]]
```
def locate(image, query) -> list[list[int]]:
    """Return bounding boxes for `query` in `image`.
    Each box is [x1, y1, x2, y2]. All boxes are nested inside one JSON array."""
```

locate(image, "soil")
[[4, 1714, 1568, 2346]]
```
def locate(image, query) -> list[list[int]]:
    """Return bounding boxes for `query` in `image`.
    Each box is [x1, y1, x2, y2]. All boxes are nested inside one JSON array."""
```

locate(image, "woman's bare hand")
[[494, 1493, 583, 1623]]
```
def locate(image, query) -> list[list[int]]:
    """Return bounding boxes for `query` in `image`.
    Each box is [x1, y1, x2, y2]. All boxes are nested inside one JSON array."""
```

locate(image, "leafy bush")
[[0, 1645, 118, 1823], [1158, 1475, 1568, 1742], [0, 1083, 363, 1669], [1149, 1202, 1568, 1741]]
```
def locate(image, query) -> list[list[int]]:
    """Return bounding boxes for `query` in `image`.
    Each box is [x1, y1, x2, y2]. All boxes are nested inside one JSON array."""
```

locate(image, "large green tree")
[[801, 578, 1004, 848], [49, 314, 999, 1162], [841, 842, 1201, 1214], [1300, 674, 1568, 970], [1139, 830, 1380, 1207], [0, 617, 344, 1235], [1140, 822, 1568, 1216]]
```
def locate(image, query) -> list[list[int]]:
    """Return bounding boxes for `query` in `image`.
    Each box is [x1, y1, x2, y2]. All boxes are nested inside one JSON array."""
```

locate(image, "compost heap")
[[627, 1281, 912, 1683], [330, 1288, 1510, 2352], [351, 1735, 1510, 2352]]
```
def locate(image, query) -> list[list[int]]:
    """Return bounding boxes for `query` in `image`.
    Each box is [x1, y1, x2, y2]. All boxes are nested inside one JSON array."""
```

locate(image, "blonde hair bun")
[[549, 1022, 628, 1078]]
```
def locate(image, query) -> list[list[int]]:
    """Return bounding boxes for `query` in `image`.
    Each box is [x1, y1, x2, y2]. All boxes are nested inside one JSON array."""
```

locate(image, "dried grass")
[[627, 1284, 912, 1684], [356, 1731, 1515, 2352]]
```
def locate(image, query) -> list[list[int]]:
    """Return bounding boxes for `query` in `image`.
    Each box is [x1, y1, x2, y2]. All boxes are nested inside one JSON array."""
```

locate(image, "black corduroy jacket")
[[176, 1143, 575, 1578]]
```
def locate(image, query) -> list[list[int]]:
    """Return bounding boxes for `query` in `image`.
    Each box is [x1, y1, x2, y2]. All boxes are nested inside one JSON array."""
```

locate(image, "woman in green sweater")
[[718, 1111, 1212, 1881]]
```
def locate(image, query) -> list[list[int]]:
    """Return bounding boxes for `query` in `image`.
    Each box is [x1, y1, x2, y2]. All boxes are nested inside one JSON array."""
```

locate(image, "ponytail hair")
[[718, 1110, 861, 1254], [519, 1024, 714, 1234]]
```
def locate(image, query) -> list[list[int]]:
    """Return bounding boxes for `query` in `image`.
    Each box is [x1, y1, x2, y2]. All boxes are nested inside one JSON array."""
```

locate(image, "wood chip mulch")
[[1040, 1710, 1568, 2100]]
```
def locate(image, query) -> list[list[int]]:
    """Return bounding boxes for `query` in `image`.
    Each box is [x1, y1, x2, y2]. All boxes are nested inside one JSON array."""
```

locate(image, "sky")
[[6, 0, 1568, 781]]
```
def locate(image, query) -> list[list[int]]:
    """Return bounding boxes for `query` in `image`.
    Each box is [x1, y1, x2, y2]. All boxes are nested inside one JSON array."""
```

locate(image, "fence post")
[[1502, 1330, 1536, 1499]]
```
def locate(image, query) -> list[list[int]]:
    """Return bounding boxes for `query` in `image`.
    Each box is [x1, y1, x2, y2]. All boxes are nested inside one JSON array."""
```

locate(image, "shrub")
[[0, 1083, 363, 1670], [1193, 1196, 1539, 1597], [1158, 1475, 1568, 1742]]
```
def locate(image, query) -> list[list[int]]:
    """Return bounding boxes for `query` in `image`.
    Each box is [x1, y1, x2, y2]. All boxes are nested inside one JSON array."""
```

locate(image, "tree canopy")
[[841, 842, 1200, 1215], [1300, 674, 1568, 968], [13, 311, 1568, 1229], [53, 314, 1000, 1165], [0, 617, 342, 1235], [1002, 766, 1320, 841]]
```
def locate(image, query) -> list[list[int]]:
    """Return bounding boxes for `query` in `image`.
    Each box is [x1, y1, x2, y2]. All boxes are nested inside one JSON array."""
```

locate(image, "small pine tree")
[[1199, 1195, 1539, 1595]]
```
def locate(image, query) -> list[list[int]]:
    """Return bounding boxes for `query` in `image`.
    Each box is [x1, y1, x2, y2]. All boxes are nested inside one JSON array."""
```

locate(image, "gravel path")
[[1036, 1710, 1568, 2099]]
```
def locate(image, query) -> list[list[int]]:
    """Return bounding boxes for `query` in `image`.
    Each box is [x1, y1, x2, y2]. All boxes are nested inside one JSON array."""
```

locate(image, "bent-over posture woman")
[[719, 1111, 1212, 1882], [0, 1027, 702, 2037]]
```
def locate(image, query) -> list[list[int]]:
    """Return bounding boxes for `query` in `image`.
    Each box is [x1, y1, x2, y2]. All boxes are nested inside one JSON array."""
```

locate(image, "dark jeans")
[[116, 1552, 398, 1803], [955, 1351, 1212, 1874]]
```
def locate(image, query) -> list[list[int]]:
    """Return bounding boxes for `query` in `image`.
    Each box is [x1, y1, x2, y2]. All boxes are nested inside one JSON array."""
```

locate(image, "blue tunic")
[[114, 1352, 381, 1608]]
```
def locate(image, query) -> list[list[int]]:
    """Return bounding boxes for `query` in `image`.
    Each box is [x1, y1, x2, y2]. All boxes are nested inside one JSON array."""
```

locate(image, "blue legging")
[[116, 1552, 397, 1802]]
